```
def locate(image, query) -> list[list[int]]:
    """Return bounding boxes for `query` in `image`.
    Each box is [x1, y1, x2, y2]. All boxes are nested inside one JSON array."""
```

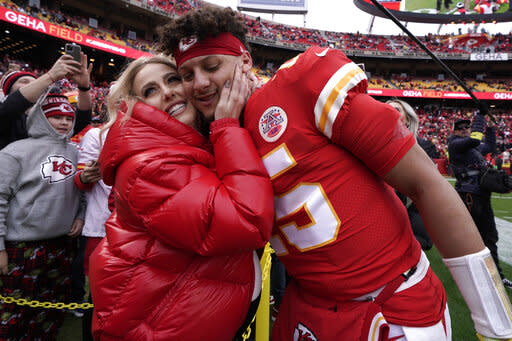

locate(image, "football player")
[[158, 6, 512, 341]]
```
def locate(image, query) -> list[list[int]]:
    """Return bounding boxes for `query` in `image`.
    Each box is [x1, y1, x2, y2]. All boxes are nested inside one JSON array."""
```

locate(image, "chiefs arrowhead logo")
[[293, 322, 318, 341], [179, 36, 198, 52], [40, 155, 76, 183], [58, 103, 74, 113]]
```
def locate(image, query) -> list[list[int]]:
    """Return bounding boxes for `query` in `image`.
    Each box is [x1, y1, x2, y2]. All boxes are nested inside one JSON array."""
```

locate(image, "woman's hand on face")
[[214, 65, 250, 121]]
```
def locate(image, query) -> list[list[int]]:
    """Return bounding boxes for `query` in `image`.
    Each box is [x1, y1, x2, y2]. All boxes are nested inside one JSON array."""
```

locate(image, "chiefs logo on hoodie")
[[41, 155, 76, 183]]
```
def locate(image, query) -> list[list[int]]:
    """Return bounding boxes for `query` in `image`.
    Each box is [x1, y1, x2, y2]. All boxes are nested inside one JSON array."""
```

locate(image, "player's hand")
[[68, 219, 84, 238], [476, 333, 512, 341], [214, 64, 250, 121], [68, 52, 92, 89], [0, 250, 8, 275], [47, 54, 81, 82], [80, 161, 101, 184]]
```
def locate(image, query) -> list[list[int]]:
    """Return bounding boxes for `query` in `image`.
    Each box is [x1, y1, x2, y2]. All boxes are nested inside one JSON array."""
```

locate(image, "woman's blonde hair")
[[102, 55, 176, 134], [386, 99, 419, 137]]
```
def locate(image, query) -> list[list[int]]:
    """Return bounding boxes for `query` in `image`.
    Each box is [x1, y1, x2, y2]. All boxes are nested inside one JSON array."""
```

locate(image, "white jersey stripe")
[[314, 62, 367, 139]]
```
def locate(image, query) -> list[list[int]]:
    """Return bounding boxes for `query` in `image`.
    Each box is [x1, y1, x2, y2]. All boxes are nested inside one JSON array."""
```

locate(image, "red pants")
[[272, 267, 446, 341]]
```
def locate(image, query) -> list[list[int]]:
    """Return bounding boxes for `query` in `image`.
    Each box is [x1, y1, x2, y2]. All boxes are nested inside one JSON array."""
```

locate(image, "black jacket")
[[448, 114, 496, 195], [418, 137, 440, 159]]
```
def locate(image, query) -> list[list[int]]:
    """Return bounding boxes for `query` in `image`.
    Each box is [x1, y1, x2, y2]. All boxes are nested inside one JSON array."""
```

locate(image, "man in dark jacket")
[[418, 136, 441, 159], [0, 53, 92, 149], [448, 113, 511, 288]]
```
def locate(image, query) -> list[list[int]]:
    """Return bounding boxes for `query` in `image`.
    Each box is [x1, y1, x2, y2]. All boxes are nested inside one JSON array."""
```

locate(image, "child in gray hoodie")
[[0, 91, 85, 340]]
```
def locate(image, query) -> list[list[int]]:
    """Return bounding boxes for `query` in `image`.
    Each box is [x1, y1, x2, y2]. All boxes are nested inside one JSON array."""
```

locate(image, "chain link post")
[[255, 243, 273, 341]]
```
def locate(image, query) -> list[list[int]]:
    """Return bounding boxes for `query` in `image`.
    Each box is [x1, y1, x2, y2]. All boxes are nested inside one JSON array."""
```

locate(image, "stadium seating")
[[1, 0, 511, 163], [3, 0, 512, 56]]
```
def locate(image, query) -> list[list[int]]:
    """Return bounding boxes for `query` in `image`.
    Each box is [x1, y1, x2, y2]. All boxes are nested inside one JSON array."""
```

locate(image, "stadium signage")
[[237, 0, 308, 14], [494, 93, 512, 100], [367, 88, 512, 101], [402, 90, 444, 98], [4, 10, 46, 32], [0, 5, 151, 59], [49, 25, 83, 43], [402, 90, 423, 97], [470, 53, 509, 61]]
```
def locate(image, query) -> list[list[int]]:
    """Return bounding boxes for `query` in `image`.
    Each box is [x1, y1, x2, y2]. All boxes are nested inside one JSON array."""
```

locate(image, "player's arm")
[[384, 144, 512, 340], [383, 143, 484, 257], [334, 91, 512, 339], [19, 55, 81, 103]]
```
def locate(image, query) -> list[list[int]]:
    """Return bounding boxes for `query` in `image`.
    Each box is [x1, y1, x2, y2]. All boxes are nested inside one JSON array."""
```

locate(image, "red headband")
[[174, 33, 246, 68]]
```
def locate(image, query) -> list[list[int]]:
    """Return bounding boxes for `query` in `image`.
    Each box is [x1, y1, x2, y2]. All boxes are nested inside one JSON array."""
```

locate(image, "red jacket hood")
[[99, 101, 210, 186]]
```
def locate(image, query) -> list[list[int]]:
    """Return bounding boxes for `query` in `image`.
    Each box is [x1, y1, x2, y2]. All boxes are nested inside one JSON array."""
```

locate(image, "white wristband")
[[443, 248, 512, 339]]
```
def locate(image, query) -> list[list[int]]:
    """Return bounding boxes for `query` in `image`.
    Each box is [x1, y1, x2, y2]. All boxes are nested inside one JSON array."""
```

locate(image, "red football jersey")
[[244, 46, 420, 300]]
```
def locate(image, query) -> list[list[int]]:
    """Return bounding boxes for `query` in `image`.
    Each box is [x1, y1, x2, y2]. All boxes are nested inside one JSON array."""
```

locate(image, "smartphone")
[[65, 43, 81, 63]]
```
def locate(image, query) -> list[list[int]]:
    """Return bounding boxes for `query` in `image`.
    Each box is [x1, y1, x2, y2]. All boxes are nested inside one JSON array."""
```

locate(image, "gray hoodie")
[[0, 92, 85, 250]]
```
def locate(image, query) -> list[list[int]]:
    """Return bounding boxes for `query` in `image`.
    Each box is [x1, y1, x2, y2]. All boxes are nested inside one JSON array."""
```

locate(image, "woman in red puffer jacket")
[[89, 56, 274, 341]]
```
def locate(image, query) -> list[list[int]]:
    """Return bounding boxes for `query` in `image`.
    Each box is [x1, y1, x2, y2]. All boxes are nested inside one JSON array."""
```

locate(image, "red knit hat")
[[1, 70, 36, 95], [42, 93, 75, 120]]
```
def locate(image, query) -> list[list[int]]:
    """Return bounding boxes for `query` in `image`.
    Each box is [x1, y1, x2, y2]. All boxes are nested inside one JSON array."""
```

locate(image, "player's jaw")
[[191, 88, 219, 121], [179, 54, 251, 122]]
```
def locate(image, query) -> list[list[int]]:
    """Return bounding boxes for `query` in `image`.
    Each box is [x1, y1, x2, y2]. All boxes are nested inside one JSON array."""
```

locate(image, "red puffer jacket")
[[89, 102, 274, 341]]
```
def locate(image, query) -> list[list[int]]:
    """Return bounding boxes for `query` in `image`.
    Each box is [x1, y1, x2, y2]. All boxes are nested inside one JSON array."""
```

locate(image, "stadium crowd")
[[2, 52, 511, 169], [0, 1, 512, 340], [3, 0, 512, 56], [416, 107, 512, 159]]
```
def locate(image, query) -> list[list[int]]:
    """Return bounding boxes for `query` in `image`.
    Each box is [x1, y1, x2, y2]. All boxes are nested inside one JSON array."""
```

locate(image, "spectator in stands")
[[89, 55, 273, 341], [159, 6, 512, 340], [387, 100, 441, 160], [448, 114, 512, 288], [0, 53, 92, 149], [0, 91, 85, 340], [386, 99, 434, 251]]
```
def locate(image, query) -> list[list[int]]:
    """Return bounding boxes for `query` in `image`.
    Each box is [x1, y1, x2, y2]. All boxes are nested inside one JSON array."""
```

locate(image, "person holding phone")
[[0, 51, 93, 149]]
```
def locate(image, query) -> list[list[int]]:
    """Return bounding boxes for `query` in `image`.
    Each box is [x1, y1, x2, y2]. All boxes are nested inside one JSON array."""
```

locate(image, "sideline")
[[497, 217, 512, 266]]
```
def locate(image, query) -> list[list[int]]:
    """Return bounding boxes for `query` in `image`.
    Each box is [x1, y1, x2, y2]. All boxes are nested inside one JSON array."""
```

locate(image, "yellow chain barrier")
[[0, 294, 93, 310], [242, 243, 273, 341]]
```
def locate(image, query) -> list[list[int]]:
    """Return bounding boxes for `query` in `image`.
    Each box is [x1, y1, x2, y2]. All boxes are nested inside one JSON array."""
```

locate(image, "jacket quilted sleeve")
[[115, 118, 274, 256]]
